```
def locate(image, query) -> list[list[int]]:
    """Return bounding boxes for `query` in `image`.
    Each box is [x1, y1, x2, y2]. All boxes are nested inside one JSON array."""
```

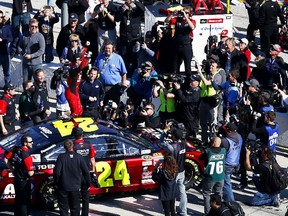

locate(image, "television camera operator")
[[128, 102, 161, 129], [245, 146, 281, 206], [173, 74, 201, 137], [158, 121, 187, 216], [128, 61, 158, 110], [165, 7, 196, 76]]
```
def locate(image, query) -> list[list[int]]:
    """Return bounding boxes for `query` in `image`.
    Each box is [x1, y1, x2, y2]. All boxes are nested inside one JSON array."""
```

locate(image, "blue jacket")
[[0, 21, 12, 55], [131, 69, 158, 99]]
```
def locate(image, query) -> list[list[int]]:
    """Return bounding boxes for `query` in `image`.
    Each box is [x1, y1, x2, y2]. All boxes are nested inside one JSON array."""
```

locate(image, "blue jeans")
[[22, 64, 43, 81], [223, 166, 235, 202], [251, 191, 279, 206], [11, 13, 31, 53], [176, 171, 187, 216], [0, 53, 11, 84], [47, 0, 55, 5]]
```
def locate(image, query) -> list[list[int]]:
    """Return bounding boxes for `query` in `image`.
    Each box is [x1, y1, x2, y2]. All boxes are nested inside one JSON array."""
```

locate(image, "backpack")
[[269, 160, 288, 192], [221, 201, 245, 216]]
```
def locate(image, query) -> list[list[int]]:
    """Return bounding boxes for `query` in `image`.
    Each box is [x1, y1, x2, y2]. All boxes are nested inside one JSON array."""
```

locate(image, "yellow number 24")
[[96, 160, 131, 187]]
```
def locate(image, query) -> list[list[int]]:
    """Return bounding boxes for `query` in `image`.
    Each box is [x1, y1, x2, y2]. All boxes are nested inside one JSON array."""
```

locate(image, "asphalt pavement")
[[0, 0, 288, 215]]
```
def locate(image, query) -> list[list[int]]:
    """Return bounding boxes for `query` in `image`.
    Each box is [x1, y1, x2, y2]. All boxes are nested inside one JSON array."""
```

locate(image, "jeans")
[[202, 179, 224, 215], [11, 13, 31, 53], [47, 0, 55, 6], [223, 166, 235, 202], [22, 64, 43, 81], [251, 191, 279, 206], [97, 28, 117, 53], [176, 171, 187, 216], [0, 53, 11, 84]]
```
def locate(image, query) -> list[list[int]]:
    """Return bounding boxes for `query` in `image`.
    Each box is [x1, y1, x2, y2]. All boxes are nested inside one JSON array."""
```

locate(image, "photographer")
[[165, 7, 195, 75], [174, 74, 201, 137], [220, 123, 243, 202], [197, 57, 226, 144], [117, 0, 145, 75], [251, 110, 279, 152], [128, 102, 161, 129], [34, 5, 59, 63], [128, 61, 158, 110], [159, 121, 187, 216], [245, 147, 280, 206], [212, 69, 240, 118], [153, 78, 176, 125]]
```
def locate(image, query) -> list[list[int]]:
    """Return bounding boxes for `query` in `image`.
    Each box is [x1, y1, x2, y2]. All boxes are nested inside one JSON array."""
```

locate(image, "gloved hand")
[[90, 172, 100, 188]]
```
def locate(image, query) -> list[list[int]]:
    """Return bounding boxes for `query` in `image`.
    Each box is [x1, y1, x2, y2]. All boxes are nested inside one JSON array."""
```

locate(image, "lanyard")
[[100, 54, 113, 74]]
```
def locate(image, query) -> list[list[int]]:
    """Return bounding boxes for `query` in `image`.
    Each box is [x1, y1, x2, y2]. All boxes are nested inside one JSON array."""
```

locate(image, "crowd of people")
[[1, 0, 288, 215]]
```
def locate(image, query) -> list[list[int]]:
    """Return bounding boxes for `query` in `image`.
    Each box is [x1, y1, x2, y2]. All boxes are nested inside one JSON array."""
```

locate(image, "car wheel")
[[184, 158, 202, 190], [38, 176, 58, 209]]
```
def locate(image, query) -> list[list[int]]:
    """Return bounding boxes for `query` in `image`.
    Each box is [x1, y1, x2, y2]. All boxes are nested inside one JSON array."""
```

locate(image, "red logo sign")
[[207, 18, 224, 24]]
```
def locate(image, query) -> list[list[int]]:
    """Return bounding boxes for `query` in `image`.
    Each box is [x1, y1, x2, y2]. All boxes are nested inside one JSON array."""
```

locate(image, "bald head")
[[212, 137, 221, 147]]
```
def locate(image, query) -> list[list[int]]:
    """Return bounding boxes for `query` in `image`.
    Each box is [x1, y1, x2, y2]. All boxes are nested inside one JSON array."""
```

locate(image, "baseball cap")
[[240, 38, 249, 45], [144, 61, 153, 68], [220, 29, 228, 37], [270, 44, 281, 52], [3, 83, 16, 92], [208, 54, 219, 63], [145, 31, 153, 38], [226, 123, 238, 132], [190, 74, 201, 82], [70, 13, 78, 20], [245, 79, 260, 88]]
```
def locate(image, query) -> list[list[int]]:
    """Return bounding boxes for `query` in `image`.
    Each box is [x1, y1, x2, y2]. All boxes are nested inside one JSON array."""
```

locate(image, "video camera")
[[171, 74, 186, 84], [166, 119, 186, 139], [51, 61, 70, 84], [246, 139, 264, 166]]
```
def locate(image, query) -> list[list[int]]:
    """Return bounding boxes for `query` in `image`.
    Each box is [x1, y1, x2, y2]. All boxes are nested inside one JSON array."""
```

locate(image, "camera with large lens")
[[247, 139, 264, 166], [52, 61, 70, 82], [166, 119, 186, 139], [140, 65, 148, 76], [171, 74, 186, 84]]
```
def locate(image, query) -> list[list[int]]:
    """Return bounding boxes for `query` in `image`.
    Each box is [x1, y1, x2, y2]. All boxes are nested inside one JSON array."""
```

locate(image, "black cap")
[[226, 123, 238, 132], [190, 74, 201, 82], [3, 83, 16, 92], [70, 13, 78, 20]]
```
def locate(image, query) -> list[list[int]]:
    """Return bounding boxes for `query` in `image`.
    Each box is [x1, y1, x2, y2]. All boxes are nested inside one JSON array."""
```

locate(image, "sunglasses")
[[27, 141, 33, 144], [144, 107, 152, 111], [71, 19, 77, 22], [71, 40, 78, 42], [30, 25, 38, 28]]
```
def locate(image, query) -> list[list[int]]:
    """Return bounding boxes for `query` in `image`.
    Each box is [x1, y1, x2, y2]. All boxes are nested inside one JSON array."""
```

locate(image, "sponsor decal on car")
[[141, 155, 152, 160], [142, 161, 152, 166]]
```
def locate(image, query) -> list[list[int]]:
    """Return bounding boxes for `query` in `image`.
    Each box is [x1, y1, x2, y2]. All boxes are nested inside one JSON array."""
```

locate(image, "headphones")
[[87, 65, 101, 79], [101, 39, 117, 52]]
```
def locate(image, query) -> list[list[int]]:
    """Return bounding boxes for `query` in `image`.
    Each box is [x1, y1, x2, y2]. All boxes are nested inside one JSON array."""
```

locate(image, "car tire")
[[184, 158, 202, 190], [38, 176, 58, 209]]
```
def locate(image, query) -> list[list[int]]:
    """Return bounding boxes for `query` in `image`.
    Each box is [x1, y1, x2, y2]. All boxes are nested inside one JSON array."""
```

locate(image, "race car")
[[0, 117, 204, 209]]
